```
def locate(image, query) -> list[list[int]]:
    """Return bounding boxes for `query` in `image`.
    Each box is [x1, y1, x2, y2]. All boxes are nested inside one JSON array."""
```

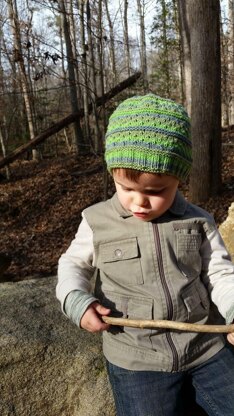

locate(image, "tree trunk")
[[95, 0, 105, 98], [79, 0, 91, 147], [136, 0, 148, 92], [177, 0, 191, 115], [68, 0, 81, 102], [221, 15, 230, 127], [188, 0, 222, 202], [7, 0, 39, 161], [103, 0, 117, 86], [123, 0, 131, 77], [0, 125, 10, 179], [96, 0, 107, 144], [0, 25, 10, 179], [86, 0, 102, 153], [161, 0, 170, 97], [59, 0, 88, 154], [228, 0, 234, 125]]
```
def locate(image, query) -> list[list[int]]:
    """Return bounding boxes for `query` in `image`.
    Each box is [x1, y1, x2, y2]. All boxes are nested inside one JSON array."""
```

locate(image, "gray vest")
[[84, 192, 225, 372]]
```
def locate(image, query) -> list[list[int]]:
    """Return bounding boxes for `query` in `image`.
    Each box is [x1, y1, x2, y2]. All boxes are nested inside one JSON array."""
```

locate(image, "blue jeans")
[[106, 345, 234, 416]]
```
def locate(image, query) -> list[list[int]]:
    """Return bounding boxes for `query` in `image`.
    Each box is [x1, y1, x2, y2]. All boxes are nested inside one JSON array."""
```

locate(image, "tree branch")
[[0, 72, 141, 169]]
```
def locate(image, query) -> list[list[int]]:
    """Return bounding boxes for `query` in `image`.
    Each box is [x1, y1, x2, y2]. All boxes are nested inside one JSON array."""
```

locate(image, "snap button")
[[114, 249, 122, 258]]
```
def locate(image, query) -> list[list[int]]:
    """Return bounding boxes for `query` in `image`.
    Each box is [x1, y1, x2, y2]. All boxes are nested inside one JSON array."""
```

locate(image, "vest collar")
[[111, 190, 187, 219], [169, 191, 187, 216]]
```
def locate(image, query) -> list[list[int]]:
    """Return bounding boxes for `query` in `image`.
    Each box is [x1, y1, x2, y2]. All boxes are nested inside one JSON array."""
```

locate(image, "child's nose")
[[134, 193, 148, 207]]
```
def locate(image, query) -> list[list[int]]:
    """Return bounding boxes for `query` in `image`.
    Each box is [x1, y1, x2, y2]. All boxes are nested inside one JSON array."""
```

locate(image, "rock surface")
[[0, 277, 115, 416], [219, 202, 234, 260]]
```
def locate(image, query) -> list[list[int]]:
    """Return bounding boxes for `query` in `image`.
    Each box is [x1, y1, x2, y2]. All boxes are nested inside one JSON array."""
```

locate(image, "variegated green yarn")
[[105, 94, 192, 181]]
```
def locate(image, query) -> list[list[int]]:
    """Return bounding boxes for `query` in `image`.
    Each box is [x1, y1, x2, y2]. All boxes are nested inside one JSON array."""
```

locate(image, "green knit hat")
[[105, 94, 192, 181]]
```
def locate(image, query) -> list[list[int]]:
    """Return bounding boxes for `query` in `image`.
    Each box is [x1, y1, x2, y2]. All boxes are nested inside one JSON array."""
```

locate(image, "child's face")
[[113, 170, 179, 221]]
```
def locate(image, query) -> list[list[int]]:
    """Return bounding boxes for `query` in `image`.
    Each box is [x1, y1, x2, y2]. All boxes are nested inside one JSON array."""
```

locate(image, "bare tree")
[[95, 0, 105, 98], [103, 0, 117, 85], [136, 0, 148, 91], [78, 0, 90, 145], [7, 0, 39, 160], [161, 0, 170, 96], [0, 15, 10, 178], [123, 0, 131, 77], [68, 0, 81, 101], [59, 0, 88, 154], [85, 0, 102, 153], [177, 0, 191, 115]]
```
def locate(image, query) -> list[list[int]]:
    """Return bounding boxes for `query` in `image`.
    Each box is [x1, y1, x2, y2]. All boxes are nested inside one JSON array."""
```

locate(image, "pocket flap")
[[100, 238, 139, 263], [182, 282, 209, 312]]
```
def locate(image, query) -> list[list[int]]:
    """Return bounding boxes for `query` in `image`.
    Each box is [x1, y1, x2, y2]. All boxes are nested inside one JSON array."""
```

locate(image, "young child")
[[57, 94, 234, 416]]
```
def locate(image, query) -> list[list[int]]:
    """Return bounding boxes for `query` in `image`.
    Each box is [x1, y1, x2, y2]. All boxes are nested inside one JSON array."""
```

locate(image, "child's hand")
[[80, 302, 111, 333], [227, 332, 234, 346]]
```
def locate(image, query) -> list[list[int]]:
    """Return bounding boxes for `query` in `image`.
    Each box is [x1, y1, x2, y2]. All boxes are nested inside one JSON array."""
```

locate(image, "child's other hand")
[[227, 332, 234, 346], [80, 302, 111, 333]]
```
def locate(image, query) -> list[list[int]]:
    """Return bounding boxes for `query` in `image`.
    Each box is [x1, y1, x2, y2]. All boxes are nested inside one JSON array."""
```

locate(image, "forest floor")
[[0, 130, 233, 282]]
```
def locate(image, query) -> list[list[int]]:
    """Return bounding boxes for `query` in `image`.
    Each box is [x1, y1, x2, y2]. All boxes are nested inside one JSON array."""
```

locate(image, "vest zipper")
[[153, 223, 179, 372]]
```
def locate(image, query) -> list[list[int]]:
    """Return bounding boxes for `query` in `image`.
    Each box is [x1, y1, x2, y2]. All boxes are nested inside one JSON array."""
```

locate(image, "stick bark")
[[102, 316, 234, 333]]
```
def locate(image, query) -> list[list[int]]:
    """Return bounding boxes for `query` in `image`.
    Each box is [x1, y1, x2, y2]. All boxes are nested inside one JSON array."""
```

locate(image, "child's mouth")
[[133, 212, 149, 219]]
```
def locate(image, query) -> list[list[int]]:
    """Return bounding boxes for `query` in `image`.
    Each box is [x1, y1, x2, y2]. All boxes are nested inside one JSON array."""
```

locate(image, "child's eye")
[[122, 186, 131, 191], [146, 189, 164, 196]]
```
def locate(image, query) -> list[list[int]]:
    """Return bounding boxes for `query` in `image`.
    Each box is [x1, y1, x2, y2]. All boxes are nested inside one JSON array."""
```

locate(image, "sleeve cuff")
[[64, 290, 98, 328]]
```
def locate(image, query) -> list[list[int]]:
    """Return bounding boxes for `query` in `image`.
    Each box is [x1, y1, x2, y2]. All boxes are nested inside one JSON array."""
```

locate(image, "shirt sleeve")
[[200, 226, 234, 323], [56, 214, 96, 312]]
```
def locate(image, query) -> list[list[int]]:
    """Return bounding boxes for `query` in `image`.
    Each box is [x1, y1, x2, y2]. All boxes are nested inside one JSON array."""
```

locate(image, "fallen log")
[[0, 72, 141, 169]]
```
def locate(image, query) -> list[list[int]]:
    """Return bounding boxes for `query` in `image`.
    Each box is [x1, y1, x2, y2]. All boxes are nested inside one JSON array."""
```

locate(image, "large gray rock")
[[219, 202, 234, 260], [0, 277, 115, 416]]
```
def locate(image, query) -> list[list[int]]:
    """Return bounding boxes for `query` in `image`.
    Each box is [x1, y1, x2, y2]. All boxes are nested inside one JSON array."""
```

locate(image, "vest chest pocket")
[[98, 237, 143, 285], [174, 225, 202, 279]]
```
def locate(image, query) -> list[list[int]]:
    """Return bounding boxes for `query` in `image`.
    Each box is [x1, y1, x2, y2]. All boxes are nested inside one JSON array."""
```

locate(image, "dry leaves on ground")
[[0, 138, 233, 282]]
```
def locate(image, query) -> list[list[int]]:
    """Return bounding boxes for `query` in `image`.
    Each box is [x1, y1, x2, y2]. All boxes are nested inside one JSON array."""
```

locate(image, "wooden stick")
[[102, 316, 234, 333]]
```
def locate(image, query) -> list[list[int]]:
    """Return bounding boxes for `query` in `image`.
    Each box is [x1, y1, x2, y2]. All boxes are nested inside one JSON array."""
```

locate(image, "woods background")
[[0, 0, 233, 280]]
